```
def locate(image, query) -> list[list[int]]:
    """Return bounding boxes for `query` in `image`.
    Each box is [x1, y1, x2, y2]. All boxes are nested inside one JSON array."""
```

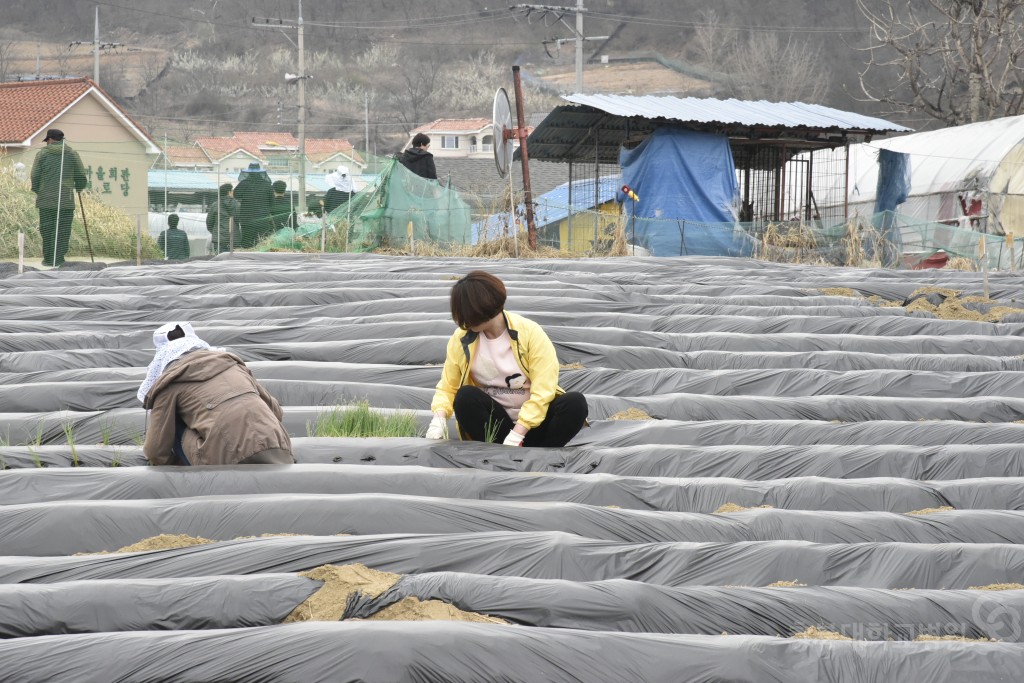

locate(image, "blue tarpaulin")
[[618, 127, 752, 257]]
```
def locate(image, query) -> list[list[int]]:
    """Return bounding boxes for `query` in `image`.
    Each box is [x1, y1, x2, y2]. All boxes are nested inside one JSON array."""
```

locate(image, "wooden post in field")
[[136, 216, 142, 266], [408, 220, 415, 255], [320, 201, 327, 253], [979, 236, 990, 298], [1008, 232, 1016, 272], [17, 232, 24, 274]]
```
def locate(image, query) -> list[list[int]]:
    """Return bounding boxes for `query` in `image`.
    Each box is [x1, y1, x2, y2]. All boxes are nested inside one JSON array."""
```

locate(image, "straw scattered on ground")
[[715, 503, 774, 514], [560, 362, 585, 370], [285, 563, 401, 623], [968, 583, 1024, 591], [903, 287, 1024, 322], [817, 287, 860, 297], [608, 407, 654, 421], [363, 596, 508, 624], [914, 634, 998, 642], [766, 580, 807, 588], [867, 295, 902, 307], [790, 627, 853, 641], [905, 506, 955, 515]]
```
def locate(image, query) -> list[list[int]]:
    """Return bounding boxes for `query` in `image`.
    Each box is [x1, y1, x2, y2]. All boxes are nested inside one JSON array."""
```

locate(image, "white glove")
[[502, 429, 525, 447], [425, 414, 448, 440]]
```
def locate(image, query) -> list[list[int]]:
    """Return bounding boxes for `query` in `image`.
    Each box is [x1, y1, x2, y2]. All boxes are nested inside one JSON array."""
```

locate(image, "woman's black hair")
[[450, 271, 507, 329]]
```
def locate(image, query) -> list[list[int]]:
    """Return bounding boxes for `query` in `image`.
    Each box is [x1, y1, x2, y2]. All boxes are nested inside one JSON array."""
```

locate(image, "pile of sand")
[[790, 626, 853, 641], [286, 563, 401, 623], [285, 563, 508, 625], [608, 407, 653, 421], [905, 506, 955, 515], [715, 503, 774, 514], [116, 534, 214, 553], [817, 287, 860, 297], [364, 596, 507, 624]]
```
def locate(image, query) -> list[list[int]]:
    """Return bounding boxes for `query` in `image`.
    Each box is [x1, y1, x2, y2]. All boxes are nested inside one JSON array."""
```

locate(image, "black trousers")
[[38, 207, 75, 266], [453, 385, 588, 448]]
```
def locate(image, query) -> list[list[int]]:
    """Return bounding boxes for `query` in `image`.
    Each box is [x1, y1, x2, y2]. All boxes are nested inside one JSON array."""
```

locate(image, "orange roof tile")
[[0, 78, 155, 148], [413, 118, 491, 134], [162, 144, 212, 165], [195, 131, 299, 160], [0, 79, 91, 144]]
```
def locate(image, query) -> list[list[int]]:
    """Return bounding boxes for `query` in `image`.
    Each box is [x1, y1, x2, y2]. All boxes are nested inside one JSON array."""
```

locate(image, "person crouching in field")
[[139, 322, 293, 465], [426, 270, 588, 447]]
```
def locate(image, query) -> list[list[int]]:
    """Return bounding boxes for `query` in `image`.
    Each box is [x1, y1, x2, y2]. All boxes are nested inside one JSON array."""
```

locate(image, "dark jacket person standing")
[[30, 129, 87, 267], [398, 133, 438, 180], [233, 162, 275, 248], [157, 214, 191, 260]]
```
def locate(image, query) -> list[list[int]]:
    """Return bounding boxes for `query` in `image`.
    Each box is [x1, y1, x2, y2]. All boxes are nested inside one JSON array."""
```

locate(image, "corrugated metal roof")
[[523, 95, 911, 164], [563, 94, 911, 133], [474, 174, 621, 242]]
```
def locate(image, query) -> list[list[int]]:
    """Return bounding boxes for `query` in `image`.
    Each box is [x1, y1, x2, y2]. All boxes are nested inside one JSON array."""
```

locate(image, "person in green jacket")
[[157, 214, 190, 260], [30, 129, 87, 267]]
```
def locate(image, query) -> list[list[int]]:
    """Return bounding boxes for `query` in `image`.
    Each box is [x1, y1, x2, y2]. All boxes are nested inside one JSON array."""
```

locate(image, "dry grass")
[[868, 295, 902, 307], [968, 583, 1024, 591], [905, 506, 955, 515], [790, 627, 853, 641], [902, 288, 1024, 322], [0, 169, 161, 260], [915, 634, 998, 642], [945, 257, 979, 271], [766, 580, 807, 588], [715, 503, 774, 514], [559, 362, 585, 370]]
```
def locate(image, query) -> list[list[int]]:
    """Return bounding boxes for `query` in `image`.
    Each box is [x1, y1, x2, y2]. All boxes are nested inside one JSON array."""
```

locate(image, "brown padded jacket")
[[142, 350, 292, 466]]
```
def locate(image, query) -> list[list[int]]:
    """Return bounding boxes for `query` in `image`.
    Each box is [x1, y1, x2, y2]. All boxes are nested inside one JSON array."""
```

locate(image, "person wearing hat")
[[233, 161, 275, 248], [323, 165, 353, 216], [30, 129, 87, 267], [138, 322, 293, 466]]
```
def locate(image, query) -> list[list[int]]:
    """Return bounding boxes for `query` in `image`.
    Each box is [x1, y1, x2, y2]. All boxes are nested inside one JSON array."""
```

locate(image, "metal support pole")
[[512, 66, 537, 250], [297, 0, 307, 217], [94, 6, 100, 83], [575, 0, 583, 92]]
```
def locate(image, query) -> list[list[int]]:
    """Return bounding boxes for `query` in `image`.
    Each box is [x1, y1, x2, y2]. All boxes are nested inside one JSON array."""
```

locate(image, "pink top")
[[470, 329, 531, 421]]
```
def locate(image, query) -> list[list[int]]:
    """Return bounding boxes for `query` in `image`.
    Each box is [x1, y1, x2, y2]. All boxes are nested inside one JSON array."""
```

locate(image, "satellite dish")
[[493, 87, 514, 179]]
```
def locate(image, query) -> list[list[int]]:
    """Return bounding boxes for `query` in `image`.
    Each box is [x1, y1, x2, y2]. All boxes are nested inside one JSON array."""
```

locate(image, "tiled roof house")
[[0, 77, 158, 217]]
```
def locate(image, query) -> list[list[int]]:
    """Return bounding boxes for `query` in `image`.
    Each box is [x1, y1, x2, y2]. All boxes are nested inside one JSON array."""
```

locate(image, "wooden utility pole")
[[511, 66, 537, 249], [253, 2, 309, 216]]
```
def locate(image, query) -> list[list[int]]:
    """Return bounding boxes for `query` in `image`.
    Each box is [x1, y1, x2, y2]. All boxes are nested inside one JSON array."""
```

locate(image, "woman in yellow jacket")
[[427, 270, 588, 447]]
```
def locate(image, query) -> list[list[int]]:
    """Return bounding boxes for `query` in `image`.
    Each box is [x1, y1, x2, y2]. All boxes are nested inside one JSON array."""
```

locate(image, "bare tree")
[[690, 9, 734, 77], [856, 0, 1024, 125], [725, 32, 831, 104], [0, 41, 13, 82]]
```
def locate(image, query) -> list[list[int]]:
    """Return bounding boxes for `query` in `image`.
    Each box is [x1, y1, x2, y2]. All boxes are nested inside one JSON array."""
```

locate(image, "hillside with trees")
[[0, 0, 988, 150]]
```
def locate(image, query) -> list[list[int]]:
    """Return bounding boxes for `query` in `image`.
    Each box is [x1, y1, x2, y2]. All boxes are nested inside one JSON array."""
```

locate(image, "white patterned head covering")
[[326, 165, 353, 192], [137, 322, 212, 403]]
